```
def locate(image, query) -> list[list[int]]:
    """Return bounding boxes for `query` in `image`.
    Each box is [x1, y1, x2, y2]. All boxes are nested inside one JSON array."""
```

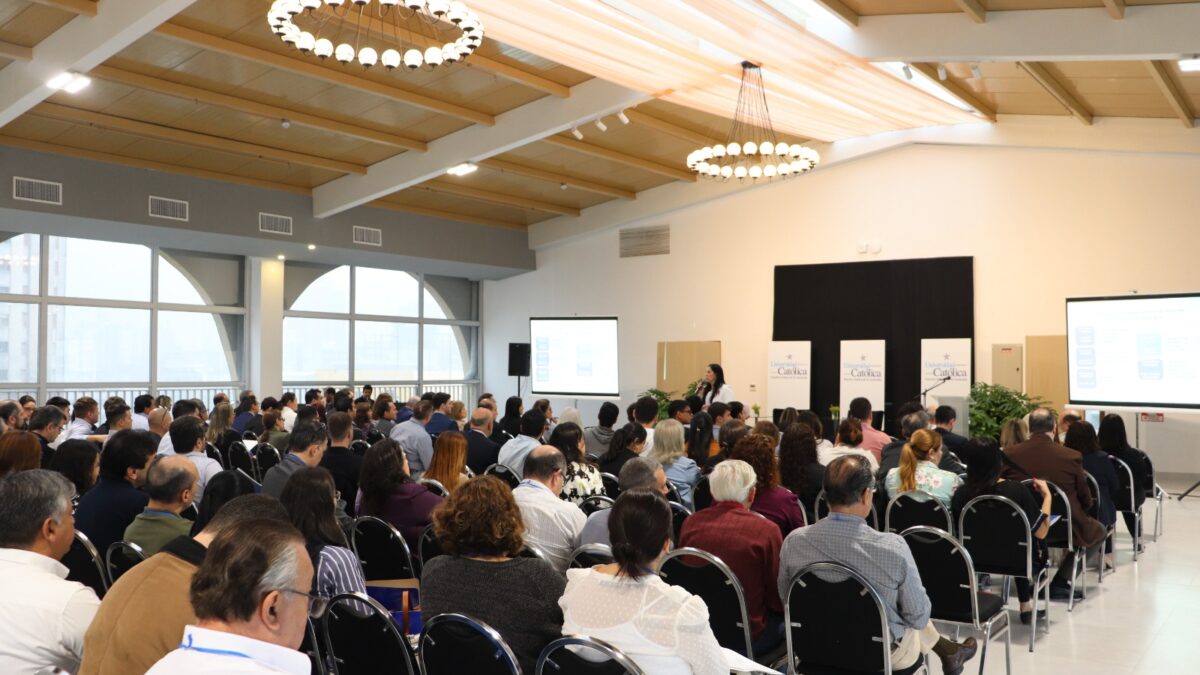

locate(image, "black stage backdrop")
[[772, 257, 974, 437]]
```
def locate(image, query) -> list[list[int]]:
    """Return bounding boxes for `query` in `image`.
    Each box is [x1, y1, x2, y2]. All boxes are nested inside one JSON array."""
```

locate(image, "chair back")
[[417, 523, 444, 579], [520, 544, 550, 563], [579, 494, 614, 516], [419, 478, 449, 497], [569, 543, 614, 569], [483, 464, 521, 489], [350, 516, 416, 580], [600, 473, 620, 499], [322, 592, 417, 675], [1036, 480, 1074, 550], [256, 443, 282, 475], [228, 441, 256, 478], [692, 476, 713, 511], [885, 491, 953, 535], [814, 490, 830, 520], [205, 442, 226, 469], [669, 501, 691, 544], [958, 494, 1036, 579], [352, 439, 373, 455], [783, 561, 894, 674], [420, 613, 521, 675], [656, 547, 753, 657], [301, 618, 327, 675], [1084, 472, 1103, 521], [536, 636, 646, 675], [104, 541, 146, 585], [664, 480, 682, 504], [1109, 455, 1138, 513], [794, 496, 809, 528], [1142, 452, 1157, 498], [242, 429, 258, 440], [901, 526, 983, 627], [63, 530, 107, 598]]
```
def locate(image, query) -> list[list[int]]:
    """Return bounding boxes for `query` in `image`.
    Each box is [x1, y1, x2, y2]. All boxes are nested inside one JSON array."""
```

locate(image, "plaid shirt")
[[778, 512, 930, 640]]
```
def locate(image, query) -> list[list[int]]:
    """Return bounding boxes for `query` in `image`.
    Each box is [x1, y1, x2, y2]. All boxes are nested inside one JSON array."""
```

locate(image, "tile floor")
[[936, 477, 1197, 675]]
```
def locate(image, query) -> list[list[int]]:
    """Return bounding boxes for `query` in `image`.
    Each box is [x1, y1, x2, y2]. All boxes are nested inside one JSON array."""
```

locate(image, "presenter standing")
[[698, 363, 735, 407]]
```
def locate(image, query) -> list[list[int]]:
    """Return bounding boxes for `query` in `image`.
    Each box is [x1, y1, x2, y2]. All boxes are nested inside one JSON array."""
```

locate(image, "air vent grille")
[[258, 212, 293, 236], [353, 225, 383, 247], [619, 224, 670, 258], [13, 177, 62, 205], [148, 195, 189, 222]]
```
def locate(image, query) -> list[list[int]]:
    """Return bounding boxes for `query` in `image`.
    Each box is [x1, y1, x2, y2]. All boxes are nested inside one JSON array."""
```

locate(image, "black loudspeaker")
[[508, 343, 531, 377]]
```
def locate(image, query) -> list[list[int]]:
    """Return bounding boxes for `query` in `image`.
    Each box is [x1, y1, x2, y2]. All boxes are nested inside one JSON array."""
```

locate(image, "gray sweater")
[[583, 425, 615, 458], [421, 555, 566, 672]]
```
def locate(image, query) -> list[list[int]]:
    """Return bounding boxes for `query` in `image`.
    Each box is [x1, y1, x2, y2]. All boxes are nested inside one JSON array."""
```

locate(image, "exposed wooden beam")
[[542, 135, 696, 182], [154, 23, 495, 127], [1018, 62, 1093, 125], [624, 109, 722, 147], [0, 41, 33, 62], [27, 0, 97, 17], [420, 179, 581, 217], [31, 102, 368, 174], [910, 63, 997, 122], [477, 158, 636, 200], [90, 65, 427, 152], [951, 0, 987, 23], [1102, 0, 1126, 19], [0, 134, 311, 194], [370, 199, 527, 231], [810, 0, 859, 27], [1145, 60, 1194, 128]]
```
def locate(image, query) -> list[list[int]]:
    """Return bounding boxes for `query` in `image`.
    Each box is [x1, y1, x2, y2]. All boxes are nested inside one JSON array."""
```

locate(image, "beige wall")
[[483, 142, 1200, 472]]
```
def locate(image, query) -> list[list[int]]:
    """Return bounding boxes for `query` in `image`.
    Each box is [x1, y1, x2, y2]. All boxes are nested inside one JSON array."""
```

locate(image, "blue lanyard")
[[178, 633, 252, 660]]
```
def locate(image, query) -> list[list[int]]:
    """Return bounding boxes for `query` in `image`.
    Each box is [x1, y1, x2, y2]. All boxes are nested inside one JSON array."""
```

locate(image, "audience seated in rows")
[[883, 428, 963, 508], [262, 424, 328, 500], [494, 396, 523, 445], [391, 400, 435, 478], [29, 405, 65, 467], [372, 397, 398, 438], [124, 455, 198, 556], [686, 411, 717, 465], [357, 438, 442, 552], [730, 433, 806, 536], [147, 407, 171, 445], [579, 457, 667, 548], [205, 402, 240, 463], [824, 418, 880, 471], [498, 408, 547, 478], [778, 423, 824, 524], [633, 397, 659, 454], [648, 418, 700, 509], [279, 393, 298, 432], [318, 412, 363, 517], [258, 411, 290, 450], [170, 416, 223, 507], [548, 422, 605, 505], [464, 407, 501, 476], [230, 395, 262, 437], [1098, 413, 1149, 545], [189, 470, 259, 536], [583, 401, 619, 459], [280, 467, 366, 603], [513, 446, 586, 572], [422, 476, 566, 673], [848, 396, 890, 463], [157, 400, 202, 455], [1065, 421, 1119, 570], [598, 422, 647, 477], [75, 430, 156, 555], [933, 405, 969, 454], [424, 431, 470, 492], [425, 392, 459, 436], [56, 396, 100, 449], [48, 439, 100, 499]]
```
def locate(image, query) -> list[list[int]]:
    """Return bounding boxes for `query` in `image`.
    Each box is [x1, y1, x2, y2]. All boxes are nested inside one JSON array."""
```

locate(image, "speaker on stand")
[[508, 342, 531, 399]]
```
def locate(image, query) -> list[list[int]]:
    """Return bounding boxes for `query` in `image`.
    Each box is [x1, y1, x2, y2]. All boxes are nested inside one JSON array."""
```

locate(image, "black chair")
[[902, 526, 1011, 675], [420, 613, 521, 675], [322, 592, 418, 675], [1030, 480, 1087, 611], [417, 523, 443, 575], [815, 490, 879, 529], [569, 543, 614, 569], [484, 463, 521, 489], [692, 475, 713, 511], [959, 494, 1051, 652], [242, 429, 258, 441], [351, 439, 372, 456], [664, 480, 683, 505], [63, 530, 107, 598], [600, 473, 620, 499], [1143, 452, 1164, 540], [104, 541, 146, 586], [536, 636, 645, 675], [656, 548, 755, 659], [301, 618, 328, 675], [1109, 455, 1142, 560], [669, 501, 691, 544], [1084, 472, 1116, 583], [205, 442, 226, 469], [180, 503, 198, 521], [256, 443, 282, 477], [350, 516, 416, 581], [885, 491, 953, 535], [579, 494, 615, 516], [783, 561, 927, 675], [419, 478, 449, 497], [228, 441, 257, 480]]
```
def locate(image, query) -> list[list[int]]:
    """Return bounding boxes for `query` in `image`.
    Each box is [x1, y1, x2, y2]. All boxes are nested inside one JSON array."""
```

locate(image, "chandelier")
[[266, 0, 484, 72], [687, 62, 820, 182]]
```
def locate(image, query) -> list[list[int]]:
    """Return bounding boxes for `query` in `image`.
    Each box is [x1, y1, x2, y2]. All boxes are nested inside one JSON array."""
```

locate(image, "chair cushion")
[[794, 653, 926, 675], [931, 591, 1005, 624]]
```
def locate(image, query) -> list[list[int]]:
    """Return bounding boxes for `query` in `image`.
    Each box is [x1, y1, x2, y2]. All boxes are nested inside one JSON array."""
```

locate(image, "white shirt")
[[182, 451, 224, 507], [820, 444, 880, 472], [147, 625, 310, 674], [132, 412, 150, 431], [52, 418, 94, 449], [703, 385, 735, 406], [512, 479, 586, 572], [157, 432, 175, 456], [0, 548, 101, 675], [280, 406, 297, 432], [497, 435, 541, 478], [642, 426, 655, 455]]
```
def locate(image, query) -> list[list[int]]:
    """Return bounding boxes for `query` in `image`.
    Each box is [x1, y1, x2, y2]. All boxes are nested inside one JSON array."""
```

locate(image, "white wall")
[[482, 142, 1200, 473]]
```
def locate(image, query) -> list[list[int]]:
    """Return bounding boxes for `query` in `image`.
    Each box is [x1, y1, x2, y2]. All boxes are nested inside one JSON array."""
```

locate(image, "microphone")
[[940, 375, 952, 382]]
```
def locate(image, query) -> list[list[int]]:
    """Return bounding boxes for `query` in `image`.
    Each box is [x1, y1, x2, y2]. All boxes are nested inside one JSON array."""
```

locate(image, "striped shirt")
[[316, 545, 367, 602]]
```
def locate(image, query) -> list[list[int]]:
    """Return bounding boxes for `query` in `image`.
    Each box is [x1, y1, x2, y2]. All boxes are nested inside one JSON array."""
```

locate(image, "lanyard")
[[178, 633, 252, 660]]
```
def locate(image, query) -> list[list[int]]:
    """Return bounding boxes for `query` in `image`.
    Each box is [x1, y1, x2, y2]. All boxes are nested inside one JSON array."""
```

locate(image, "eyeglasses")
[[278, 588, 329, 619]]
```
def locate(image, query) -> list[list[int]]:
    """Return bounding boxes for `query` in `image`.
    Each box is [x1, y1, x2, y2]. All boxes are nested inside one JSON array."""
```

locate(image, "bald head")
[[148, 407, 172, 436], [144, 454, 198, 510], [469, 407, 493, 432], [524, 444, 567, 483]]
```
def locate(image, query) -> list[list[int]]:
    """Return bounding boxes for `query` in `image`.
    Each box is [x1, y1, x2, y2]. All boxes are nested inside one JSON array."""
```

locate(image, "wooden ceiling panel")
[[229, 67, 341, 108], [0, 2, 74, 46], [474, 40, 592, 87], [115, 138, 254, 174], [45, 77, 137, 111], [385, 189, 545, 226], [91, 88, 206, 126], [44, 124, 143, 155], [498, 143, 675, 193], [236, 118, 401, 165], [0, 114, 74, 141], [357, 102, 472, 140], [167, 48, 277, 93], [942, 62, 1066, 114], [109, 33, 206, 75], [842, 0, 1200, 13], [172, 0, 263, 37], [286, 84, 398, 121], [226, 159, 341, 188], [445, 169, 615, 211], [556, 123, 700, 169]]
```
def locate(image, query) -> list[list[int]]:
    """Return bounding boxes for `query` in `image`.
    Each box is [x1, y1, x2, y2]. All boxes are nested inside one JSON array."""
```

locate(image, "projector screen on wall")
[[1067, 293, 1200, 408], [530, 317, 620, 397]]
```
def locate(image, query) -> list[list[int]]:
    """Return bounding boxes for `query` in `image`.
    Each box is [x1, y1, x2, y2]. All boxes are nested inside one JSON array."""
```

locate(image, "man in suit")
[[425, 392, 459, 435], [933, 405, 969, 454], [1001, 408, 1104, 600], [465, 407, 501, 476]]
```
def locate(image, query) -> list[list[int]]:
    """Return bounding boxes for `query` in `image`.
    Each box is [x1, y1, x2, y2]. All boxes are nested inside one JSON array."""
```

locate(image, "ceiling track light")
[[617, 109, 630, 125], [937, 64, 947, 81], [594, 118, 608, 132], [971, 64, 983, 79], [902, 63, 913, 81], [571, 127, 583, 140]]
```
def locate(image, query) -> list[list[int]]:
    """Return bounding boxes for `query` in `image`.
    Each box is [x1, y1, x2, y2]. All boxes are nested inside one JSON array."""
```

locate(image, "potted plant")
[[751, 403, 761, 423], [967, 382, 1046, 441], [638, 388, 673, 421]]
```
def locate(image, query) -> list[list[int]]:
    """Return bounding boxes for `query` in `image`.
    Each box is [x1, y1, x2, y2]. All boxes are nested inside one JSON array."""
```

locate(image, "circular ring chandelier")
[[687, 62, 820, 182], [267, 0, 484, 72]]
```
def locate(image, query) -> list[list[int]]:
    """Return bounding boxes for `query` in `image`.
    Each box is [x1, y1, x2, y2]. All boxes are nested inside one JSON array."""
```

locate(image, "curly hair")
[[729, 432, 779, 492], [778, 423, 817, 495], [432, 475, 524, 558]]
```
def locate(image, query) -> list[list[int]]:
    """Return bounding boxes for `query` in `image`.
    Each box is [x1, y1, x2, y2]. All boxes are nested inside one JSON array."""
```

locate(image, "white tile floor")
[[936, 478, 1198, 675]]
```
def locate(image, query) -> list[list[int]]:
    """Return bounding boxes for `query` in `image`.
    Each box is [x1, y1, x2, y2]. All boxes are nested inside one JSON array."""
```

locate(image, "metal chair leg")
[[977, 624, 990, 675], [1003, 613, 1012, 675]]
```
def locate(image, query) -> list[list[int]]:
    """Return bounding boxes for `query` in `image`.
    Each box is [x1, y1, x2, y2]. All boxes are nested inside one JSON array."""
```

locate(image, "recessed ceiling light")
[[307, 243, 316, 250], [1180, 58, 1200, 72], [277, 254, 286, 260], [47, 72, 90, 93], [446, 162, 478, 177]]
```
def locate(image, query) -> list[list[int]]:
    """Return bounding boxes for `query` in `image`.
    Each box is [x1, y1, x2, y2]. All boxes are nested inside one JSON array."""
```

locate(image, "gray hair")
[[1028, 408, 1057, 434], [648, 418, 685, 466], [0, 470, 74, 548], [559, 407, 584, 428], [469, 407, 493, 429], [618, 456, 662, 492], [256, 539, 301, 599], [901, 411, 930, 439], [709, 459, 757, 504]]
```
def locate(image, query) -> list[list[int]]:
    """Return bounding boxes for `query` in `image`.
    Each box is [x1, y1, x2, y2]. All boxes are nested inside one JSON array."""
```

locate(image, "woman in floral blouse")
[[884, 428, 962, 508], [548, 422, 605, 505]]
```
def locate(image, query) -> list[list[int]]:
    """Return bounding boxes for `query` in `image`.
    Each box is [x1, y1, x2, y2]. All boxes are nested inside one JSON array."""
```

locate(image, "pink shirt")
[[858, 422, 891, 463]]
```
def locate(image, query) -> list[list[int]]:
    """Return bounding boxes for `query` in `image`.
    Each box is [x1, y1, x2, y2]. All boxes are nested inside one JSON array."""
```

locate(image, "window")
[[282, 317, 350, 382]]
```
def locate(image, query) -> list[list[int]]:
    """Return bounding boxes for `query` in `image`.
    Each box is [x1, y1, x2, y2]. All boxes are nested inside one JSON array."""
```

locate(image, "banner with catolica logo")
[[768, 341, 811, 411], [920, 338, 972, 406], [840, 340, 886, 414]]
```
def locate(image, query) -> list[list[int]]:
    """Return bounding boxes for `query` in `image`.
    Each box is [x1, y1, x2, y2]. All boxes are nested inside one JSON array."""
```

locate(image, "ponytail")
[[899, 429, 936, 493], [600, 423, 647, 463]]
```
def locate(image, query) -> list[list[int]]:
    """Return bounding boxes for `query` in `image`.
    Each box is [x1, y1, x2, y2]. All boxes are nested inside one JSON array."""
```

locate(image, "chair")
[[301, 618, 328, 675], [815, 490, 879, 529], [958, 494, 1051, 652], [350, 516, 416, 581], [536, 636, 646, 675], [242, 429, 258, 441], [322, 592, 418, 675], [669, 501, 691, 544], [419, 478, 449, 497], [350, 439, 371, 456], [63, 530, 107, 598], [1025, 480, 1087, 611], [205, 442, 226, 469], [902, 526, 1011, 675], [256, 443, 282, 477], [692, 475, 713, 511], [521, 544, 550, 563], [664, 480, 683, 505], [794, 496, 810, 529], [569, 543, 614, 569], [417, 523, 443, 575], [783, 561, 927, 675], [484, 464, 521, 489], [104, 541, 146, 586], [600, 472, 620, 499], [180, 503, 198, 521], [656, 548, 755, 659], [885, 491, 953, 535], [420, 613, 521, 675], [1143, 453, 1164, 539], [228, 441, 257, 479], [1084, 472, 1116, 583], [1107, 456, 1141, 561], [579, 494, 614, 516]]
